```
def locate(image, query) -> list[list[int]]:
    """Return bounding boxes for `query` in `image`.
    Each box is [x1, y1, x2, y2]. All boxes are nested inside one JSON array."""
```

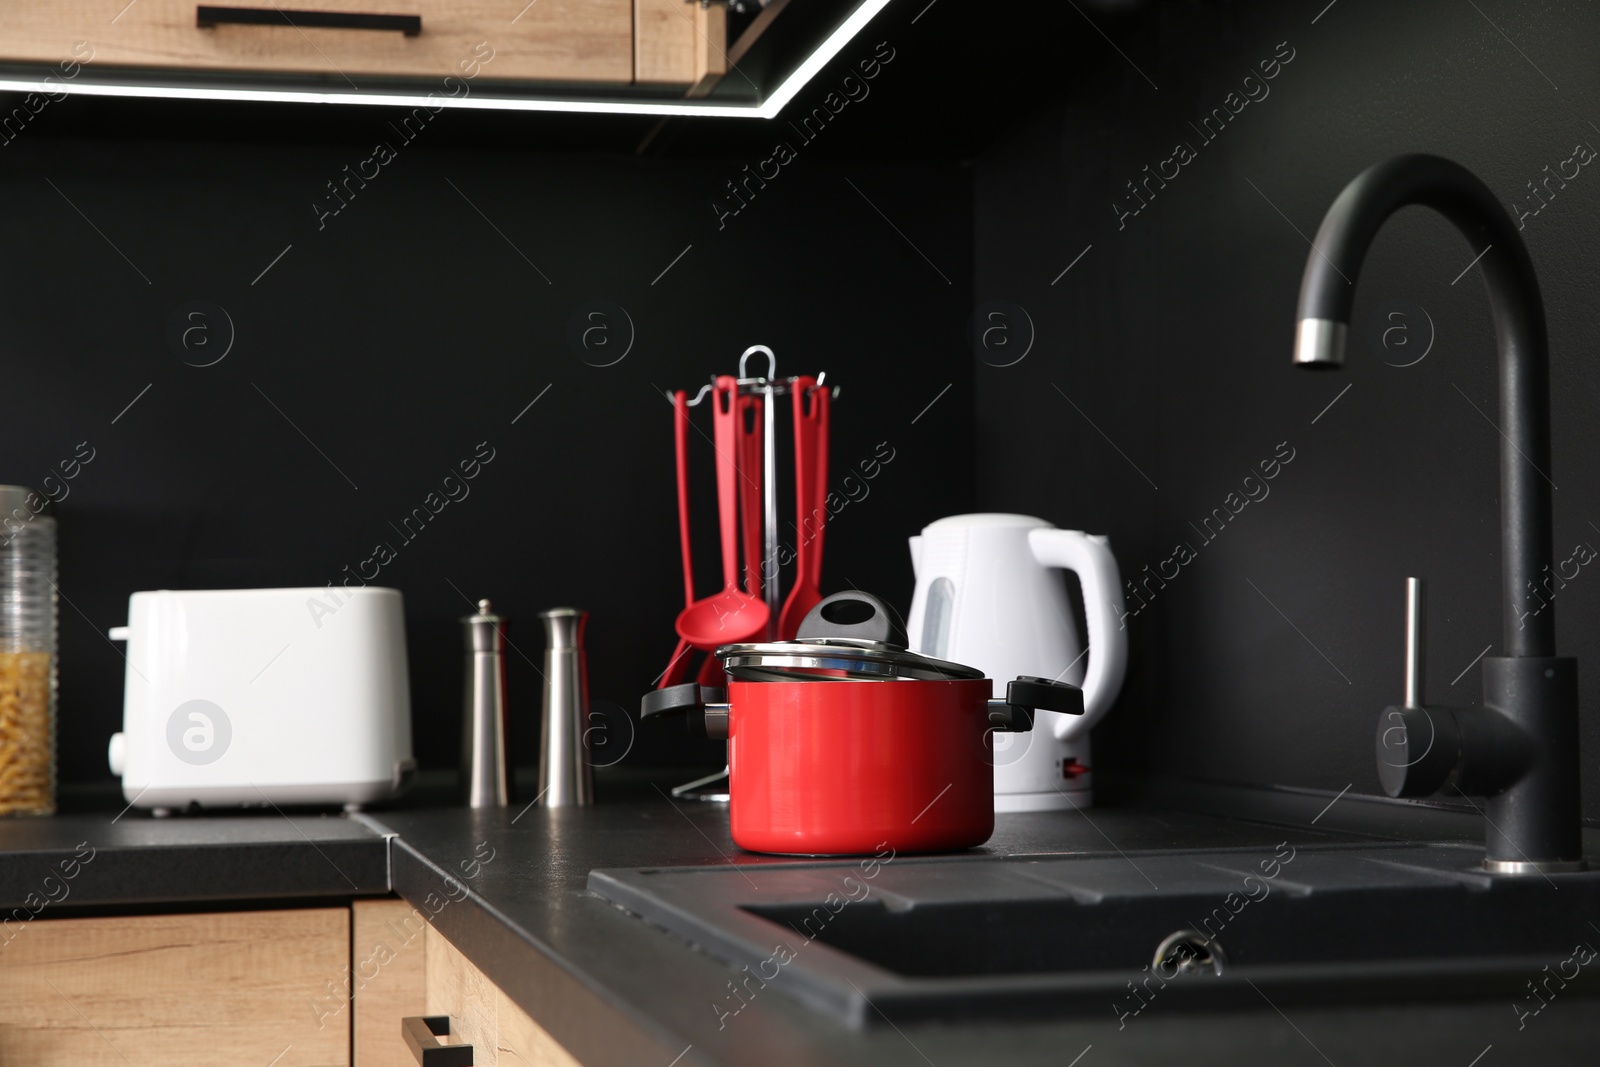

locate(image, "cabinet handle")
[[401, 1016, 473, 1067], [196, 6, 422, 36]]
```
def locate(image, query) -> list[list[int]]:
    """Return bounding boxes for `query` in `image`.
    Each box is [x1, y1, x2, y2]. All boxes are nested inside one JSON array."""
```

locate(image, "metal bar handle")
[[402, 1016, 473, 1067], [197, 6, 423, 35], [1404, 576, 1424, 708]]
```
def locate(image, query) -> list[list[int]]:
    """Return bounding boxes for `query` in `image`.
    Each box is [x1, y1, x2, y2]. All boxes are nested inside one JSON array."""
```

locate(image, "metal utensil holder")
[[666, 345, 839, 800]]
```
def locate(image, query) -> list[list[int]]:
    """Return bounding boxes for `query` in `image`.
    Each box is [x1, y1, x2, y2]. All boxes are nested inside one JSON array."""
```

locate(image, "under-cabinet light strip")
[[0, 0, 892, 119]]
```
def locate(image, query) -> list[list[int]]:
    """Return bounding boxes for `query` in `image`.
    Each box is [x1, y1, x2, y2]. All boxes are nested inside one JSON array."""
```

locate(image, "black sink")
[[589, 842, 1600, 1028]]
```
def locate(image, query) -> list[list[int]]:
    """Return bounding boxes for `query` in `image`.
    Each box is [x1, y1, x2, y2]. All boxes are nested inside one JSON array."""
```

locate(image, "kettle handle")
[[1027, 529, 1127, 740]]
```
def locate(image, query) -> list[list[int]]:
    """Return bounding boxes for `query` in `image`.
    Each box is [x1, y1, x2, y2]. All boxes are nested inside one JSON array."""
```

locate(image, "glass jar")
[[0, 486, 56, 816]]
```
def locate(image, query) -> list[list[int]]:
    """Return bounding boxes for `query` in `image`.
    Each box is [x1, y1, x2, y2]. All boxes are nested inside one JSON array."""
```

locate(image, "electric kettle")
[[907, 514, 1127, 811]]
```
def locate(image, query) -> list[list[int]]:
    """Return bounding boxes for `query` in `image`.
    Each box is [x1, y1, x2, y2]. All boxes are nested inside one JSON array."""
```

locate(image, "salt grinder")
[[461, 599, 510, 807], [538, 608, 593, 807]]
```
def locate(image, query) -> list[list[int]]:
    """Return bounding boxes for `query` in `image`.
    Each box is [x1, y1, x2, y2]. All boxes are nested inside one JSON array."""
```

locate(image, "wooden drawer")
[[0, 907, 349, 1067], [0, 1, 634, 84]]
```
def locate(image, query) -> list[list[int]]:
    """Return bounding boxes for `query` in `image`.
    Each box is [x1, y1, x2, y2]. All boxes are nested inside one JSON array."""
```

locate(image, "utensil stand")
[[667, 345, 838, 801]]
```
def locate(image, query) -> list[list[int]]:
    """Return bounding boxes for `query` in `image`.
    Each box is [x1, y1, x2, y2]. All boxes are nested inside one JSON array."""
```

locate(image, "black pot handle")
[[641, 683, 709, 719], [640, 684, 729, 740], [797, 590, 908, 646], [1007, 676, 1085, 716], [986, 702, 1034, 732]]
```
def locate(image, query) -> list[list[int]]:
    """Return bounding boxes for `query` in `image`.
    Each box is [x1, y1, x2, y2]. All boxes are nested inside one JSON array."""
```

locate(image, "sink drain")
[[1152, 930, 1227, 978]]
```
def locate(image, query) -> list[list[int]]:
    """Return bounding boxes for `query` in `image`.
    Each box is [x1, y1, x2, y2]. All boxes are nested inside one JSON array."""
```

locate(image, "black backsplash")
[[2, 90, 973, 783], [973, 0, 1600, 817]]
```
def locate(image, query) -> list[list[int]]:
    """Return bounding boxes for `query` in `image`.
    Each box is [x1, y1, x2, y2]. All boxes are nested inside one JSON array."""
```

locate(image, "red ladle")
[[698, 390, 766, 686], [676, 377, 769, 655], [778, 377, 824, 639]]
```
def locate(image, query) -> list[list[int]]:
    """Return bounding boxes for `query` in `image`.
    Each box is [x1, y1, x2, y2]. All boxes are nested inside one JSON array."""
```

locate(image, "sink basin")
[[589, 842, 1600, 1028]]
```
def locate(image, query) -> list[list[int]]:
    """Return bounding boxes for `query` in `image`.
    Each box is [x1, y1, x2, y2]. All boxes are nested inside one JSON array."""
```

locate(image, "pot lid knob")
[[796, 591, 907, 647]]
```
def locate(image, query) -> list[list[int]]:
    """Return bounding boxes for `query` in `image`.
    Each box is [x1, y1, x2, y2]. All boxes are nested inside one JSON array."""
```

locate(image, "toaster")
[[108, 587, 415, 814]]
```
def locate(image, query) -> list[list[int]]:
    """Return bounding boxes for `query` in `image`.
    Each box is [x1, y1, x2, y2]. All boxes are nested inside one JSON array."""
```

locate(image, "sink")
[[589, 842, 1600, 1028]]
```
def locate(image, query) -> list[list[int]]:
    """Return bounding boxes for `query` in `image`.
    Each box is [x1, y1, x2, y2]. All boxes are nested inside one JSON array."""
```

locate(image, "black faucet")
[[1292, 153, 1585, 874]]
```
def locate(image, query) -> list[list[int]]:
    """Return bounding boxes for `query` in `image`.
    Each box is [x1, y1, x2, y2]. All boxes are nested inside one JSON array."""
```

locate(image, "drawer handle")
[[196, 6, 422, 35], [401, 1016, 473, 1067]]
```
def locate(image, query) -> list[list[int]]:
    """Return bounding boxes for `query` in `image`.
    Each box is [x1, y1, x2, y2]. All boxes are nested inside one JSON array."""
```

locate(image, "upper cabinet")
[[0, 0, 878, 112], [0, 1, 667, 86], [634, 0, 725, 90]]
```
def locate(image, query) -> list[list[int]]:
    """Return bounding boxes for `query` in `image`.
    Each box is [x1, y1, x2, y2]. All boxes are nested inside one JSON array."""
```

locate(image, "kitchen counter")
[[369, 775, 1600, 1067], [4, 773, 1597, 1064], [0, 806, 388, 911]]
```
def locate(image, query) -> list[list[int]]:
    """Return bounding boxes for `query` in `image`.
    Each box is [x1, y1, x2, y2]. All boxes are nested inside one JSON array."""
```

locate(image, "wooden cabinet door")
[[351, 898, 429, 1067], [424, 924, 583, 1067], [0, 1, 633, 84], [0, 908, 349, 1067]]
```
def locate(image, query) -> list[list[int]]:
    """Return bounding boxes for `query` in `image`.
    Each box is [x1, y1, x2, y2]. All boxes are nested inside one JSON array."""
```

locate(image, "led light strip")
[[0, 0, 891, 119]]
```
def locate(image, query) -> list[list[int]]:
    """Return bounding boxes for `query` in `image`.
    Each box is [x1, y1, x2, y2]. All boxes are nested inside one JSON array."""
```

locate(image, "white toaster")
[[108, 587, 415, 814]]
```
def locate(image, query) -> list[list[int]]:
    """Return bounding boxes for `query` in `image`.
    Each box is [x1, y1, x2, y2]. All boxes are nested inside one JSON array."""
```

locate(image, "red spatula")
[[779, 378, 826, 638], [658, 390, 698, 688]]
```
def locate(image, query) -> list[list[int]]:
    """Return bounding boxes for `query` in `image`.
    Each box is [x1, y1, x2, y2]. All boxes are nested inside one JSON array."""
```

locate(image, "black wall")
[[17, 0, 1598, 814], [974, 0, 1600, 816], [2, 41, 974, 783]]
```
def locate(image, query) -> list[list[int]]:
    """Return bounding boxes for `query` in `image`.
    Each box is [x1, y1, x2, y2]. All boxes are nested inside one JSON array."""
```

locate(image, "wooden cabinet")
[[0, 908, 350, 1067], [349, 898, 581, 1067], [0, 899, 583, 1066], [351, 898, 429, 1067], [421, 920, 582, 1067], [0, 0, 723, 88]]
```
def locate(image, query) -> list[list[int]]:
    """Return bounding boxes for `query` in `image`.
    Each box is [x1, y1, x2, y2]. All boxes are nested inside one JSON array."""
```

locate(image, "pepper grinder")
[[461, 599, 510, 808], [538, 608, 593, 807]]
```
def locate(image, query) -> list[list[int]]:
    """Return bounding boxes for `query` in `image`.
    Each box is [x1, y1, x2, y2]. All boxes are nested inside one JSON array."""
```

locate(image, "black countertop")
[[4, 772, 1598, 1065], [0, 807, 388, 911], [368, 775, 1600, 1067]]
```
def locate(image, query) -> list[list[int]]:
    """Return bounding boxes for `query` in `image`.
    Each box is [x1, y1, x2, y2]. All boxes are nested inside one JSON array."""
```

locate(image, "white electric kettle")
[[907, 514, 1127, 811]]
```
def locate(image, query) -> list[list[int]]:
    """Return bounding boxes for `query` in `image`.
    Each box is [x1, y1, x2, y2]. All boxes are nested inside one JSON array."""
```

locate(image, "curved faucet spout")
[[1291, 153, 1553, 660]]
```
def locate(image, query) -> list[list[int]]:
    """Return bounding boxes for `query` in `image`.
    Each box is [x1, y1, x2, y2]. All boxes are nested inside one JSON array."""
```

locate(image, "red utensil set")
[[660, 366, 832, 688]]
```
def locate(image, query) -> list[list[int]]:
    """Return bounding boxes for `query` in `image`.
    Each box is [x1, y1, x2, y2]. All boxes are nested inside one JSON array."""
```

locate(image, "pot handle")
[[1008, 675, 1084, 716], [987, 676, 1084, 731], [1027, 529, 1127, 741], [640, 683, 729, 740], [797, 590, 908, 645]]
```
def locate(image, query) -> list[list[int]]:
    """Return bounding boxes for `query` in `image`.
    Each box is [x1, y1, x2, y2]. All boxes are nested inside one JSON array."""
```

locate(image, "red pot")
[[642, 591, 1083, 856], [727, 676, 998, 854]]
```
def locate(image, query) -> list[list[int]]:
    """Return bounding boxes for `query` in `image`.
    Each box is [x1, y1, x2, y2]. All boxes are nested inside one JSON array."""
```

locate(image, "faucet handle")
[[1403, 577, 1424, 708], [1377, 576, 1459, 799]]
